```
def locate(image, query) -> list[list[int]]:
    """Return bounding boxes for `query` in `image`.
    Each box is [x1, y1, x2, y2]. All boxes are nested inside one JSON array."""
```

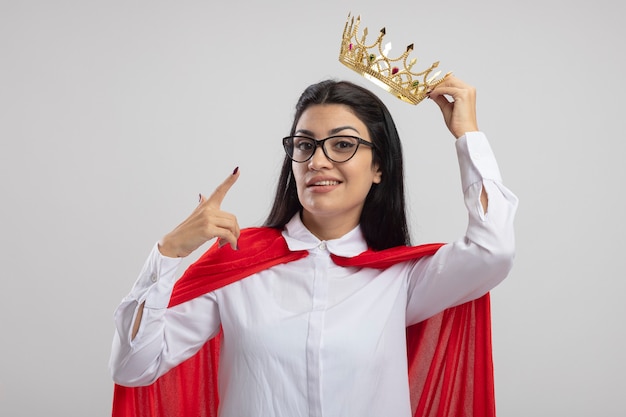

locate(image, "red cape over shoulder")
[[112, 227, 495, 417]]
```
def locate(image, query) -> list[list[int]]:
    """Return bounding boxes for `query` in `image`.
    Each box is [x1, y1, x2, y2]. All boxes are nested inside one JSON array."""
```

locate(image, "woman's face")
[[292, 104, 382, 240]]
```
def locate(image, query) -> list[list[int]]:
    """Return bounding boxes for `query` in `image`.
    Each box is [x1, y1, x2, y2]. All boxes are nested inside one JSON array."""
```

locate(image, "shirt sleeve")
[[406, 132, 519, 325], [109, 243, 222, 386]]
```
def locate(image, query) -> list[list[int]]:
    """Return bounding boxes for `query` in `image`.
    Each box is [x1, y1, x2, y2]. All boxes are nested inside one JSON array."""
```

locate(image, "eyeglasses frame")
[[282, 134, 376, 163]]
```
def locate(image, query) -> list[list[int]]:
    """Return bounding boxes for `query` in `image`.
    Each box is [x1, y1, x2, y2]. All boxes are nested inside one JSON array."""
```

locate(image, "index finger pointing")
[[206, 167, 240, 207]]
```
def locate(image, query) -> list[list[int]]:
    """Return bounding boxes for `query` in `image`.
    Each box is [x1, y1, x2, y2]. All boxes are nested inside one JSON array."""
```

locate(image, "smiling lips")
[[311, 180, 340, 186]]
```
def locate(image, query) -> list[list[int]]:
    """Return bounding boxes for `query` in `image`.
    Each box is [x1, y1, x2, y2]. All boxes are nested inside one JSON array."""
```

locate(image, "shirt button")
[[150, 273, 158, 283], [318, 242, 327, 251]]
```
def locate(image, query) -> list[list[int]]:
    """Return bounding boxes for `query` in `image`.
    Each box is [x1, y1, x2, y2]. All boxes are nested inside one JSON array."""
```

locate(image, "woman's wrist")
[[157, 236, 180, 258]]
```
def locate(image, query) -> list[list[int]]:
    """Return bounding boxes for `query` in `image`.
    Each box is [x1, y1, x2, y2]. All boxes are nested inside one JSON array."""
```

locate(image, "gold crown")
[[339, 13, 451, 105]]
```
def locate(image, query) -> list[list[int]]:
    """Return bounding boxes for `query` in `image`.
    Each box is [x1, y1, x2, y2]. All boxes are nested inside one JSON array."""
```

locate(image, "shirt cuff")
[[126, 242, 182, 309], [455, 131, 503, 192]]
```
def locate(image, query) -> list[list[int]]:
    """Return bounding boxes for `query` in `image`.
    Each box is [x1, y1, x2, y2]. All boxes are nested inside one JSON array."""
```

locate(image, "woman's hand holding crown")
[[428, 75, 479, 139]]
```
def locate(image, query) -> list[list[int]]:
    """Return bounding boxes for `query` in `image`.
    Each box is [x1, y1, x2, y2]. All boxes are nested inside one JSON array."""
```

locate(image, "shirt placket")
[[306, 243, 330, 417]]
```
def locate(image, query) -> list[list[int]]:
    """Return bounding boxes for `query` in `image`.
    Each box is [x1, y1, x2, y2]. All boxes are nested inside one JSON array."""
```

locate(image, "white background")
[[1, 1, 624, 416]]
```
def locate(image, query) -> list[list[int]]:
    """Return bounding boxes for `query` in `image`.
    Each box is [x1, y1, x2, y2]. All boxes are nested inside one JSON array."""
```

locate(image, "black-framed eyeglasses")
[[282, 135, 375, 163]]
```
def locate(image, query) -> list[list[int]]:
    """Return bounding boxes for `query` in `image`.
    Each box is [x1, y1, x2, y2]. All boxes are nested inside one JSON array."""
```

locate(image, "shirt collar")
[[282, 213, 368, 257]]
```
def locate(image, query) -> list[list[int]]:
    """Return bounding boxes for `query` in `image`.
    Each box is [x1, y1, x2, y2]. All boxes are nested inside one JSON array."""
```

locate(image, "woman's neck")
[[300, 210, 359, 241]]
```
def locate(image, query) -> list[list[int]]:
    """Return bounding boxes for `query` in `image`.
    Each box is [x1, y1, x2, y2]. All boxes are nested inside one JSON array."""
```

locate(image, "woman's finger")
[[206, 167, 240, 209]]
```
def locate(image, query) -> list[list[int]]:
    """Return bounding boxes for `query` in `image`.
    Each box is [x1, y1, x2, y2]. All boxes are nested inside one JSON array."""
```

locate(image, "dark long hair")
[[264, 80, 410, 250]]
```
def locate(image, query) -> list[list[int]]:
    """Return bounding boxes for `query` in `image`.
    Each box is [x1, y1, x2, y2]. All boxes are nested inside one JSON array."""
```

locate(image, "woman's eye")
[[295, 141, 314, 151], [333, 139, 356, 151]]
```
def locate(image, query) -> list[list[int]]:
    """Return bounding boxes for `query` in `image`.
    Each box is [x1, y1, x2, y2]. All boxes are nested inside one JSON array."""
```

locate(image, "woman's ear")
[[372, 164, 382, 184]]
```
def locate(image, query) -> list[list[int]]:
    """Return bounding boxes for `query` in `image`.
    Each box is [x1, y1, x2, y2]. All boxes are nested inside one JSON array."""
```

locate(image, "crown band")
[[339, 14, 450, 105]]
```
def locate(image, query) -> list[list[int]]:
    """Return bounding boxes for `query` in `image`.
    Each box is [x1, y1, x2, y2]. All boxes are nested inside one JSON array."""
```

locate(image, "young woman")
[[110, 76, 518, 417]]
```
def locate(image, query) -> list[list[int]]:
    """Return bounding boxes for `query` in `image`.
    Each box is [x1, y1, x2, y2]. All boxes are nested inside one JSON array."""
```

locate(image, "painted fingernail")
[[218, 238, 227, 248], [233, 166, 239, 175]]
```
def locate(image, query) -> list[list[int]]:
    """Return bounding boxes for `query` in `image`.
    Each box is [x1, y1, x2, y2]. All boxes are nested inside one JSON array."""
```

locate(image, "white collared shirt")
[[110, 132, 519, 417]]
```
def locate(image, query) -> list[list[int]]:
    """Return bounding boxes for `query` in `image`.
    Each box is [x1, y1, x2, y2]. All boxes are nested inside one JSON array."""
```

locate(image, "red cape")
[[112, 227, 496, 417]]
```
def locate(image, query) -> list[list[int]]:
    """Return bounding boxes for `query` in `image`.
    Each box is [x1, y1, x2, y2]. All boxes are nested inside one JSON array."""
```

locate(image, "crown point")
[[407, 43, 414, 51], [380, 27, 386, 35]]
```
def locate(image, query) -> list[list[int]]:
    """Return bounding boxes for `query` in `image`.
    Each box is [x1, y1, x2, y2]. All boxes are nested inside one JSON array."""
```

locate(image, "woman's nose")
[[308, 146, 332, 170]]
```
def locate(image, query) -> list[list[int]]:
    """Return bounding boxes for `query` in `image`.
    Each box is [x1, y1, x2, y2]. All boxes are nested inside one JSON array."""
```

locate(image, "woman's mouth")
[[311, 180, 340, 187]]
